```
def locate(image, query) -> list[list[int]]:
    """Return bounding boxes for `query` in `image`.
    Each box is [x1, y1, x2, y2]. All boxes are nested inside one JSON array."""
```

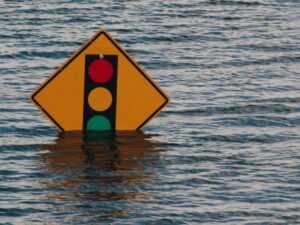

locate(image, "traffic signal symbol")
[[88, 87, 112, 111], [89, 58, 113, 83], [83, 55, 118, 131]]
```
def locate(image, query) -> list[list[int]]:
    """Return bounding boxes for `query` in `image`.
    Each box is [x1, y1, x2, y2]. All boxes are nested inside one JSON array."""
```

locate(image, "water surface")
[[0, 0, 300, 224]]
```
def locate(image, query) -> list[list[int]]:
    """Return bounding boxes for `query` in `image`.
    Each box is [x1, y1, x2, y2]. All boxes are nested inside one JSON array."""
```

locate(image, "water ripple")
[[1, 0, 300, 224]]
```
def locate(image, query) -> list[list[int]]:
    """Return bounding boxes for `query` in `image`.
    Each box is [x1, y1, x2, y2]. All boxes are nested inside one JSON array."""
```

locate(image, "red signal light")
[[88, 58, 113, 83]]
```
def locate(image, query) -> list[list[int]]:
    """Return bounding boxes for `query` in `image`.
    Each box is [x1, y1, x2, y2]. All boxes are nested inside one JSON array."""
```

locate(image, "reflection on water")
[[38, 131, 164, 219]]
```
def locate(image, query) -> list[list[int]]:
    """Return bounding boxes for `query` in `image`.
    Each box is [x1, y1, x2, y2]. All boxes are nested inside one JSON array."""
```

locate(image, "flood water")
[[1, 0, 300, 224]]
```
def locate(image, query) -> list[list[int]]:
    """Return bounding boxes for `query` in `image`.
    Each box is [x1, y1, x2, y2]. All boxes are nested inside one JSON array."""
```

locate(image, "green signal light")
[[86, 115, 112, 131]]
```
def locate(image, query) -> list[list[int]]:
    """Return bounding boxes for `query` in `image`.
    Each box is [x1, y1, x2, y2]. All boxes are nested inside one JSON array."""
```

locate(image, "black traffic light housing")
[[83, 54, 118, 131]]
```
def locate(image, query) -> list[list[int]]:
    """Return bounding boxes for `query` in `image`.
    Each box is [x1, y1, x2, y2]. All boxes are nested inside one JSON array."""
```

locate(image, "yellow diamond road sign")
[[31, 30, 169, 132]]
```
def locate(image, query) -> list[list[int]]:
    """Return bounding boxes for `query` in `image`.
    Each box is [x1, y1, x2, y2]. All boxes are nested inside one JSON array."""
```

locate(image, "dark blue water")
[[1, 0, 300, 224]]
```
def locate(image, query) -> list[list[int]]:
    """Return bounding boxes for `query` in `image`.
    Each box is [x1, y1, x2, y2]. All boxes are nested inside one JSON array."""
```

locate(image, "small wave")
[[127, 34, 201, 44], [198, 134, 290, 143], [225, 55, 300, 67], [0, 50, 72, 60], [231, 44, 300, 53], [213, 116, 300, 127], [0, 125, 54, 138], [207, 0, 263, 6], [165, 104, 298, 116], [221, 17, 243, 21], [0, 34, 12, 39], [255, 97, 300, 104]]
